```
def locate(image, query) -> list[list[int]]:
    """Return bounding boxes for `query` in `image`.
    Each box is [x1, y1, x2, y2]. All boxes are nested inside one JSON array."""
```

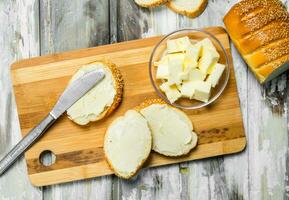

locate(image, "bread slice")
[[167, 0, 208, 18], [104, 110, 152, 179], [66, 61, 123, 125], [134, 0, 168, 8], [137, 99, 198, 156]]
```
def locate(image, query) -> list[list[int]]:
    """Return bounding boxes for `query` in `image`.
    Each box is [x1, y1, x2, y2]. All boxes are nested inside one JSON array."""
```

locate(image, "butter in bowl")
[[149, 29, 230, 109]]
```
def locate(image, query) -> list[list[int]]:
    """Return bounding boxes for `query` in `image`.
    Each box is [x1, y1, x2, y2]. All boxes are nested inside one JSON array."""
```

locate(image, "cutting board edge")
[[27, 137, 246, 187], [10, 26, 226, 71]]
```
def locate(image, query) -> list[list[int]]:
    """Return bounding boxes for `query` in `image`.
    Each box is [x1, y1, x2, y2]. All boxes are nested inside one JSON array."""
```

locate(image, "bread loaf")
[[223, 0, 289, 83]]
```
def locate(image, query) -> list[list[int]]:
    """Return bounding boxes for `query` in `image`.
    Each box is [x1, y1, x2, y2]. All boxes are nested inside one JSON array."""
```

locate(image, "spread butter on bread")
[[104, 110, 152, 179], [67, 61, 123, 125], [137, 99, 198, 157]]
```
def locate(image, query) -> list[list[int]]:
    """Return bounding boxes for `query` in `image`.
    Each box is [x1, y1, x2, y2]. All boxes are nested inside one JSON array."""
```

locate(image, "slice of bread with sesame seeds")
[[137, 99, 198, 156], [104, 99, 198, 178], [104, 110, 152, 179], [66, 61, 124, 125]]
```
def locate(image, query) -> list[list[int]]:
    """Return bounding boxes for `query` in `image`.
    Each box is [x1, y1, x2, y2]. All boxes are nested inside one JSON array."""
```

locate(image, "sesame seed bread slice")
[[67, 61, 124, 125], [134, 0, 169, 8], [104, 110, 152, 179], [137, 99, 198, 157], [167, 0, 208, 18]]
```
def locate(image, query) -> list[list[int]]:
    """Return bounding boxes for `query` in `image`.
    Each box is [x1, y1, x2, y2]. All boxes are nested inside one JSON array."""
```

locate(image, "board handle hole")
[[39, 150, 56, 167]]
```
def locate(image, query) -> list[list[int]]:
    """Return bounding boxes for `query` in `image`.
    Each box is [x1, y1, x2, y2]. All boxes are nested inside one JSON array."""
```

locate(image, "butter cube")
[[181, 56, 198, 81], [198, 48, 220, 74], [207, 63, 225, 87], [192, 80, 211, 102], [180, 70, 190, 81], [154, 55, 169, 66], [160, 82, 182, 103], [155, 55, 170, 79], [190, 68, 206, 81], [159, 81, 170, 92], [184, 59, 197, 69], [186, 44, 202, 63], [199, 38, 216, 50], [180, 60, 196, 81], [184, 48, 198, 69], [180, 81, 196, 98], [207, 64, 215, 74], [167, 36, 192, 53], [156, 63, 169, 79], [168, 53, 185, 85]]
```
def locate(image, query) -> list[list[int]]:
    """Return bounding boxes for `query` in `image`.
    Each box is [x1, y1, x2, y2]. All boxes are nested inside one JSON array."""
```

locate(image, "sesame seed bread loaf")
[[167, 0, 208, 18], [223, 0, 289, 83], [67, 61, 124, 125], [134, 0, 168, 8]]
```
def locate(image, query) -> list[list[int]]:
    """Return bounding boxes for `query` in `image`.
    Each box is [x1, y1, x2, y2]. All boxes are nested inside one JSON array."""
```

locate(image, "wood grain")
[[11, 26, 246, 186], [1, 0, 289, 199], [0, 0, 43, 199], [110, 3, 186, 199], [38, 0, 113, 199], [176, 2, 251, 199]]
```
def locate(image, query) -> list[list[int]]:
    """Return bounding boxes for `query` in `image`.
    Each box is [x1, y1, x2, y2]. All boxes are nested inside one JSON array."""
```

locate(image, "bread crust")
[[134, 0, 168, 8], [68, 61, 124, 125], [94, 61, 124, 121], [104, 149, 150, 179], [167, 0, 208, 18], [137, 98, 198, 157], [134, 98, 166, 112], [104, 110, 152, 179]]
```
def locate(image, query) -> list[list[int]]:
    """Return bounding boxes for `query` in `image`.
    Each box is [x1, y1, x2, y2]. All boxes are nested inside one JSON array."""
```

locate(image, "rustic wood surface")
[[0, 0, 288, 199], [11, 27, 246, 186]]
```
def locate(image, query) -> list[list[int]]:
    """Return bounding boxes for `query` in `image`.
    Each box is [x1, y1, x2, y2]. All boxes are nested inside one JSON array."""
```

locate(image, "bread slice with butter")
[[66, 61, 124, 125], [104, 110, 152, 179], [167, 0, 208, 18], [137, 99, 198, 156], [134, 0, 168, 7]]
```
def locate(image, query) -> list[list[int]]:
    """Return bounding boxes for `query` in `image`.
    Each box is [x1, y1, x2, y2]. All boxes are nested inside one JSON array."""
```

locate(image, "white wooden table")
[[0, 0, 288, 199]]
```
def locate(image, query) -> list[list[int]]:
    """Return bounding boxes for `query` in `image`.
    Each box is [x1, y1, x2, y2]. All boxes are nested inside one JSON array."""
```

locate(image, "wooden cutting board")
[[11, 26, 246, 186]]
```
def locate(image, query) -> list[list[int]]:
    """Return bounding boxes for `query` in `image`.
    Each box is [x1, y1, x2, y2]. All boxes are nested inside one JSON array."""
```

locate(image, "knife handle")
[[0, 114, 55, 176]]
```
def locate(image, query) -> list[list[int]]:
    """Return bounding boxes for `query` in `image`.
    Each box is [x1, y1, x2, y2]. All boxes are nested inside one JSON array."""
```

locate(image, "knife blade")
[[0, 69, 105, 176]]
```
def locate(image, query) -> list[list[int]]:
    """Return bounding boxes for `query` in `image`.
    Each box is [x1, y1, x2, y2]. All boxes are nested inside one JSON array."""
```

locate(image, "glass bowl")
[[149, 29, 230, 110]]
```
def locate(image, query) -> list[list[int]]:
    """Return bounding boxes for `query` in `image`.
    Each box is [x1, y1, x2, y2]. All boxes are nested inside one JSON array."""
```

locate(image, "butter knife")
[[0, 69, 105, 176]]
